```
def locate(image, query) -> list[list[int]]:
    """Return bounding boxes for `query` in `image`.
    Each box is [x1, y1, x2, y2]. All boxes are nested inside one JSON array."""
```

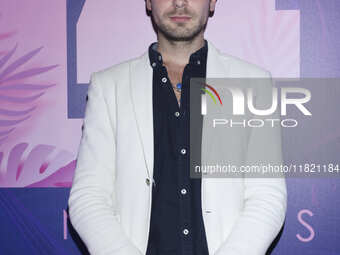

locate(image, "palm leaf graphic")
[[0, 43, 58, 146]]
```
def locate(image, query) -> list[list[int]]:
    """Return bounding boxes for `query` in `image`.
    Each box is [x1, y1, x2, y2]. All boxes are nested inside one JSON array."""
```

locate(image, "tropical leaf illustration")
[[0, 142, 75, 187], [0, 43, 58, 147]]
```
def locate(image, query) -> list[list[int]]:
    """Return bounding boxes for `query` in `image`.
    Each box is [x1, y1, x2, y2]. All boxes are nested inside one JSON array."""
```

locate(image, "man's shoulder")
[[208, 41, 271, 78], [221, 52, 271, 78], [92, 51, 148, 83]]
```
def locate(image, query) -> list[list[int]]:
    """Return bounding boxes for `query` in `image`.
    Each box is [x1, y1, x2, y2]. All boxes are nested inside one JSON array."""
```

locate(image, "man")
[[68, 0, 287, 254]]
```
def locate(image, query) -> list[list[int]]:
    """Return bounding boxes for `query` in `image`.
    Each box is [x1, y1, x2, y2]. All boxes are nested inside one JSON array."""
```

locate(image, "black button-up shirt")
[[146, 40, 209, 255]]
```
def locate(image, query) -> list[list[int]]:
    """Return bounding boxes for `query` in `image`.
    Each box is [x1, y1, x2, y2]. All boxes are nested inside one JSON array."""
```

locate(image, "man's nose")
[[173, 0, 187, 9]]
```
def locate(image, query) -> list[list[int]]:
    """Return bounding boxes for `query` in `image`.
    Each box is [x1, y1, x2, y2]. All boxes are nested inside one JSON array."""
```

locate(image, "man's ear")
[[209, 0, 217, 13], [146, 0, 152, 12]]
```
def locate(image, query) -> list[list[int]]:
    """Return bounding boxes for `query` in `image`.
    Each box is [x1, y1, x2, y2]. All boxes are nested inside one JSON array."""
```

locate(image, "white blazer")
[[68, 40, 287, 255]]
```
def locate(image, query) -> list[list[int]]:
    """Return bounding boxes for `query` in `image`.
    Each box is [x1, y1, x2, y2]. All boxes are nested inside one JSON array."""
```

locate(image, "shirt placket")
[[178, 64, 194, 255]]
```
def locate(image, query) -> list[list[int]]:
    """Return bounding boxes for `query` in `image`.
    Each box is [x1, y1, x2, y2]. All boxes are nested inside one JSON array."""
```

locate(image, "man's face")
[[146, 0, 216, 41]]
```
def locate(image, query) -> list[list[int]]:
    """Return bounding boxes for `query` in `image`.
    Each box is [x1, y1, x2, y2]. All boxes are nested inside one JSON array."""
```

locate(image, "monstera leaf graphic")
[[0, 12, 75, 187], [0, 43, 58, 146], [0, 142, 75, 187]]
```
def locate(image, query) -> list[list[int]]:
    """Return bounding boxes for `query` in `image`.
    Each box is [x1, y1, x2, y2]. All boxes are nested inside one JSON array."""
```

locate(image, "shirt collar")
[[148, 39, 208, 68]]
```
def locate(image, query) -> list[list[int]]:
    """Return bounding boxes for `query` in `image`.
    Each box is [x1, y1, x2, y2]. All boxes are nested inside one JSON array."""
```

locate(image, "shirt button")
[[197, 60, 201, 65], [162, 77, 167, 83], [152, 62, 156, 68], [181, 188, 187, 195], [174, 111, 180, 117], [145, 178, 150, 186], [180, 148, 186, 155], [158, 55, 162, 61], [183, 228, 189, 235]]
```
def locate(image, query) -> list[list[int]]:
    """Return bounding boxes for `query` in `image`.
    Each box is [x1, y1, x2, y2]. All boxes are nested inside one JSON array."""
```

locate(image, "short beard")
[[152, 5, 209, 42], [156, 19, 208, 42]]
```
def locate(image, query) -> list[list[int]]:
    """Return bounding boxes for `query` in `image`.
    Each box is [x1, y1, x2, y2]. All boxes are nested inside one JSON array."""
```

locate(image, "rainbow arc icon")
[[201, 84, 223, 105], [201, 83, 223, 115]]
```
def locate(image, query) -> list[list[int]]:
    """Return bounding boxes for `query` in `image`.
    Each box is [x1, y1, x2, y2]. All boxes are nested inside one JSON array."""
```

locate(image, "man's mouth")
[[169, 16, 192, 22]]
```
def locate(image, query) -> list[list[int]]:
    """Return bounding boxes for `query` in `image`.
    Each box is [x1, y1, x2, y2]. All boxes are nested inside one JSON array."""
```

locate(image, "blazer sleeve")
[[214, 72, 287, 255], [68, 72, 142, 255]]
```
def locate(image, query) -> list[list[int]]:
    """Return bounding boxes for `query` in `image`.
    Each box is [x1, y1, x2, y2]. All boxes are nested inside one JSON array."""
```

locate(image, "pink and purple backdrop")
[[0, 0, 339, 254]]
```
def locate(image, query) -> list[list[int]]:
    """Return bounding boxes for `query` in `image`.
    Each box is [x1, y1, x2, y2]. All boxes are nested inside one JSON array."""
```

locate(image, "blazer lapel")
[[201, 40, 231, 166], [129, 51, 154, 180], [206, 40, 230, 78]]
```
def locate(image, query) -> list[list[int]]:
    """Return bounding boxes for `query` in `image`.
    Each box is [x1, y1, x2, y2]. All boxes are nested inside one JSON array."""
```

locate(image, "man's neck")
[[156, 33, 205, 66]]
